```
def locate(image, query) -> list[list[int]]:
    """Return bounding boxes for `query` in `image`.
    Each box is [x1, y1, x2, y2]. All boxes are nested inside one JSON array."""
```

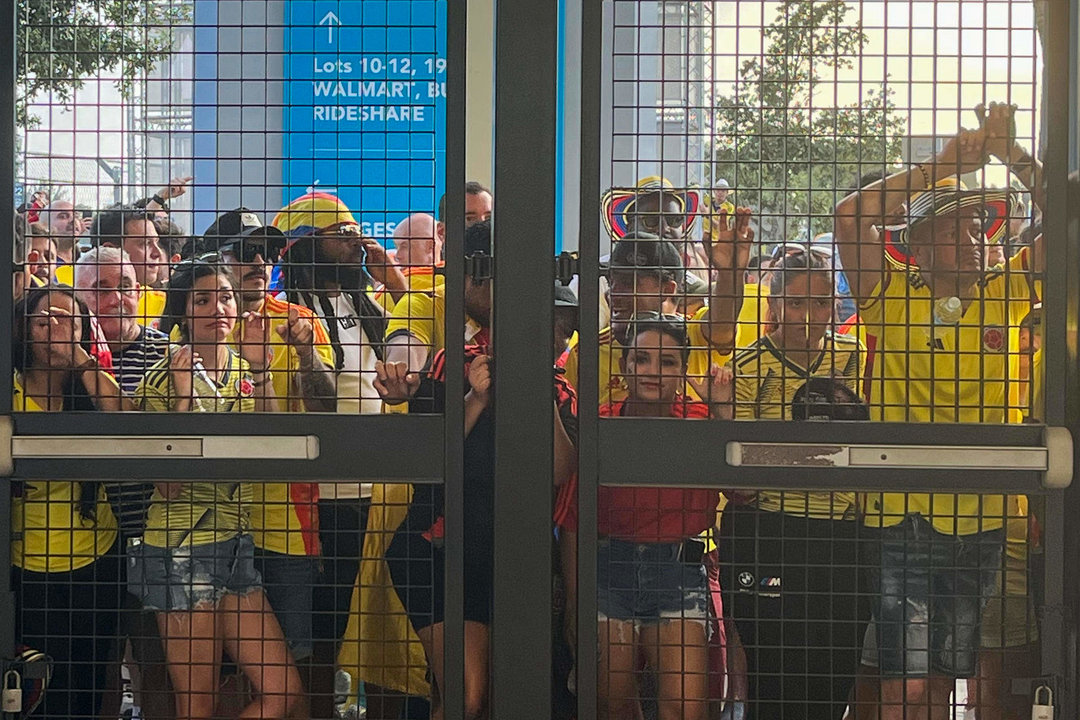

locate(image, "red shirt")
[[593, 399, 717, 542]]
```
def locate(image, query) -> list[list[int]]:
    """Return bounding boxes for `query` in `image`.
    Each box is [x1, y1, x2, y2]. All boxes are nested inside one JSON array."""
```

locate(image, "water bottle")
[[931, 296, 963, 347], [934, 296, 963, 325]]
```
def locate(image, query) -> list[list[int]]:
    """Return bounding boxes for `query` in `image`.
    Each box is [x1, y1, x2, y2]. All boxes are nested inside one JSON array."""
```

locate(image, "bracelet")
[[151, 193, 170, 210], [915, 163, 932, 189]]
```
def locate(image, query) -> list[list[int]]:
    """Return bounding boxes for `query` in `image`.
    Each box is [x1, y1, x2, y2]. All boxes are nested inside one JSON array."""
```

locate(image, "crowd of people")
[[9, 102, 1050, 720]]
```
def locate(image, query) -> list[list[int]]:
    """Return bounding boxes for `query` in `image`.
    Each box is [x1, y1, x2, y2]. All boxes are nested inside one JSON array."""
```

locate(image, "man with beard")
[[272, 192, 408, 719]]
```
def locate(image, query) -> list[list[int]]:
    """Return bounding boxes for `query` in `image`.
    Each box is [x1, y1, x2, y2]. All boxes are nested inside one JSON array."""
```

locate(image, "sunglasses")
[[220, 236, 283, 264], [770, 243, 833, 261], [634, 211, 687, 233], [313, 222, 364, 238]]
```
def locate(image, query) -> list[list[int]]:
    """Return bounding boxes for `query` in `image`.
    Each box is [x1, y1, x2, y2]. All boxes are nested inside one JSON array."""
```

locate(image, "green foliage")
[[711, 0, 906, 244], [17, 0, 191, 127]]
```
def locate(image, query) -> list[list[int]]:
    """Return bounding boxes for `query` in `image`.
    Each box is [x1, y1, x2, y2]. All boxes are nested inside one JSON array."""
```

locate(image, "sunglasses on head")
[[770, 243, 833, 261]]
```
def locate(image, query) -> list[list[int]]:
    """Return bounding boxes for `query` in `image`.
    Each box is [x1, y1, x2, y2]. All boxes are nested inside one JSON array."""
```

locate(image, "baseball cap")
[[204, 208, 286, 262], [609, 231, 684, 282]]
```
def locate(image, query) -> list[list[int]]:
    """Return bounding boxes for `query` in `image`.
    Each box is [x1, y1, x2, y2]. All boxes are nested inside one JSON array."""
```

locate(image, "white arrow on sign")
[[319, 11, 341, 44]]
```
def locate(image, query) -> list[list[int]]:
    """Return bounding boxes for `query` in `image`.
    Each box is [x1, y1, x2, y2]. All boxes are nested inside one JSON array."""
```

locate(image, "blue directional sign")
[[283, 1, 447, 240]]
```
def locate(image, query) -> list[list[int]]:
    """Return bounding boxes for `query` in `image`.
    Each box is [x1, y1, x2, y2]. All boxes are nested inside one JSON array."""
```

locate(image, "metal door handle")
[[726, 426, 1073, 488], [8, 434, 320, 461]]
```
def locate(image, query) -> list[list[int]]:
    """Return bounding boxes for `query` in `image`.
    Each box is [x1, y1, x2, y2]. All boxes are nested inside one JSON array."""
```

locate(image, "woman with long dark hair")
[[130, 258, 301, 720], [11, 284, 133, 718]]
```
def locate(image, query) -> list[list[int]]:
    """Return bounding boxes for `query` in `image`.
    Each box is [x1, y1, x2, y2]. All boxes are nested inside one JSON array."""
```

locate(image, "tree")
[[711, 0, 906, 245], [18, 0, 191, 127]]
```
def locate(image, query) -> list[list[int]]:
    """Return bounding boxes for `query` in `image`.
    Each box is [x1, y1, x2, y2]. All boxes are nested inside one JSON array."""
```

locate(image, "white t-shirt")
[[312, 292, 380, 500]]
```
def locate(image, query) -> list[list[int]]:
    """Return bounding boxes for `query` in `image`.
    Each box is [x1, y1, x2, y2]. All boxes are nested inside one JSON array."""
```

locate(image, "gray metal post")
[[0, 0, 15, 659], [491, 0, 558, 716]]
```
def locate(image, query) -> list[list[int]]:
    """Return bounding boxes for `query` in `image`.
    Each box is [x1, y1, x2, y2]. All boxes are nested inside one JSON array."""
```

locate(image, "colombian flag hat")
[[880, 178, 1018, 272], [601, 175, 701, 241], [272, 192, 359, 255]]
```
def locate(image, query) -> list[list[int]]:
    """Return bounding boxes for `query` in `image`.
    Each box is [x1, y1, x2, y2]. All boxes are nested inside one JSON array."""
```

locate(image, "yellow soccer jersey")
[[10, 375, 119, 572], [385, 283, 485, 359], [237, 295, 333, 556], [374, 267, 444, 313], [859, 248, 1037, 535], [733, 332, 862, 519], [135, 350, 255, 548]]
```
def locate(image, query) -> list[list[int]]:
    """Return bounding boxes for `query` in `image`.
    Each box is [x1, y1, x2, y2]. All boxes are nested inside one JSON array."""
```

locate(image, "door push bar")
[[726, 426, 1073, 489], [0, 418, 319, 475]]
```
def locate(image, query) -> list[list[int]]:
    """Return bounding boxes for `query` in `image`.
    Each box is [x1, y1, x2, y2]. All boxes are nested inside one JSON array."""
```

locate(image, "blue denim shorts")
[[864, 514, 1002, 677], [130, 534, 263, 612], [254, 548, 318, 660], [596, 537, 708, 626]]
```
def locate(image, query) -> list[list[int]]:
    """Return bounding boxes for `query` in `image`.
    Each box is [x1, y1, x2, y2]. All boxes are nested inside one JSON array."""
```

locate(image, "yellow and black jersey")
[[10, 374, 119, 572], [733, 332, 862, 519], [134, 350, 255, 548]]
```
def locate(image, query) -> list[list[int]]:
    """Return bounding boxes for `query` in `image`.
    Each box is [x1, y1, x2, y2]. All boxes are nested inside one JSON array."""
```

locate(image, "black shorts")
[[384, 528, 492, 631]]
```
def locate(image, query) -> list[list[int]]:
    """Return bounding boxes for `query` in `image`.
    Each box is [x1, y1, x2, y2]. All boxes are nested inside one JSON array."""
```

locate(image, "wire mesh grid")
[[1, 0, 1069, 719]]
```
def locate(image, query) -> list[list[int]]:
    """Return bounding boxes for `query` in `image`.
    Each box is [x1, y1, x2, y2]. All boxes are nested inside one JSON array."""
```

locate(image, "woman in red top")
[[597, 314, 731, 720]]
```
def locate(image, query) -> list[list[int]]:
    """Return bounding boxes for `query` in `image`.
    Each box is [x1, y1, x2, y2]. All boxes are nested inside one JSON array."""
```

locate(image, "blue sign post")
[[283, 1, 447, 241]]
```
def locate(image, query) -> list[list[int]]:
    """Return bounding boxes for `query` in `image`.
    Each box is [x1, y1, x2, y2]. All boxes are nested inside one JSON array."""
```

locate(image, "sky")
[[708, 0, 1044, 184]]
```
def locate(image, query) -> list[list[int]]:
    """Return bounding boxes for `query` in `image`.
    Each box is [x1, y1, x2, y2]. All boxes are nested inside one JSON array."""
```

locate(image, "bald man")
[[392, 212, 442, 267], [377, 213, 444, 312], [42, 200, 85, 264]]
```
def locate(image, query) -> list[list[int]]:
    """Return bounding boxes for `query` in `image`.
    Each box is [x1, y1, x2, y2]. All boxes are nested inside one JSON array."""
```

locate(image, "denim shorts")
[[596, 537, 708, 626], [254, 549, 318, 660], [864, 514, 1002, 677], [129, 534, 263, 612]]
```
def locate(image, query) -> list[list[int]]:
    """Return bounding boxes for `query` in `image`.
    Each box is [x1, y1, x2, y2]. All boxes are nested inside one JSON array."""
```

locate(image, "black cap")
[[203, 208, 285, 244], [609, 231, 684, 280], [791, 377, 869, 421], [555, 284, 578, 307], [464, 218, 492, 256]]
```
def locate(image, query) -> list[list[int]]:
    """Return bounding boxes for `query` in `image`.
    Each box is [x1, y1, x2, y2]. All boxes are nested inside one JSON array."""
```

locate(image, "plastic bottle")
[[934, 296, 963, 325]]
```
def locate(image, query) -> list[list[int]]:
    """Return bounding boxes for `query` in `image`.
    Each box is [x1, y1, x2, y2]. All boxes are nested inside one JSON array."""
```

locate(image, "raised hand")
[[934, 126, 989, 175], [467, 355, 493, 406], [169, 345, 199, 401], [276, 306, 315, 366], [155, 176, 194, 201], [975, 102, 1018, 163], [704, 206, 755, 271], [374, 359, 421, 403], [238, 310, 273, 371], [687, 363, 734, 419]]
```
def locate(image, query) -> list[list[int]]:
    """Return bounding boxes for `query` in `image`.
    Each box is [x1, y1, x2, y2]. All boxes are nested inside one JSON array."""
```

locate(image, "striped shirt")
[[115, 326, 170, 394]]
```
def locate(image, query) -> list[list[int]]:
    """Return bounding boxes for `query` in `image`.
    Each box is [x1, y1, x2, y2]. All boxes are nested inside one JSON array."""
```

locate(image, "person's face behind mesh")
[[619, 329, 686, 407], [608, 269, 671, 337], [221, 248, 271, 307], [27, 292, 83, 369], [910, 208, 984, 285], [81, 261, 139, 345], [464, 276, 492, 328], [465, 191, 493, 227], [627, 191, 685, 240], [315, 225, 366, 270], [767, 271, 834, 349], [185, 273, 238, 346], [121, 218, 168, 288]]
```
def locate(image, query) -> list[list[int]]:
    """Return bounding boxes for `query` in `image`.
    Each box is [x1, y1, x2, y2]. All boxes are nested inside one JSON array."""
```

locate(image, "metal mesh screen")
[[2, 1, 1071, 720]]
